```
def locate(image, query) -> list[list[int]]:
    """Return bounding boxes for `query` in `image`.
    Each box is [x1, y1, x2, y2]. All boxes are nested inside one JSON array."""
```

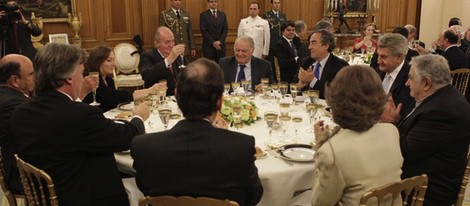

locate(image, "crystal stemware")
[[88, 72, 100, 106], [279, 82, 288, 98], [279, 115, 291, 143], [264, 111, 278, 148], [292, 115, 303, 142], [290, 83, 298, 105], [158, 105, 172, 130]]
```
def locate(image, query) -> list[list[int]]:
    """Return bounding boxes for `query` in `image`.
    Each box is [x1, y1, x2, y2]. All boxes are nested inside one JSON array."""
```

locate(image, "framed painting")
[[19, 0, 75, 22], [324, 0, 372, 18], [49, 33, 69, 44]]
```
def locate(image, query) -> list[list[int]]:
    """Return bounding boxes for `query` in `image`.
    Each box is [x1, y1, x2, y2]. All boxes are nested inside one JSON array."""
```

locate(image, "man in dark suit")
[[0, 54, 34, 195], [199, 0, 228, 63], [159, 0, 196, 58], [295, 29, 348, 99], [297, 20, 334, 64], [10, 43, 150, 206], [140, 26, 187, 96], [384, 54, 470, 206], [132, 58, 263, 206], [261, 0, 287, 82], [439, 28, 470, 70], [293, 20, 306, 49], [274, 21, 299, 83], [219, 35, 275, 92], [376, 33, 414, 119]]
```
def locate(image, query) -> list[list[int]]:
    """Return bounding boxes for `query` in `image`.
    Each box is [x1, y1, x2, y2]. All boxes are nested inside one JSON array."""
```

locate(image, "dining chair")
[[450, 68, 470, 95], [455, 152, 470, 206], [358, 174, 428, 206], [113, 43, 145, 90], [0, 153, 23, 206], [138, 195, 239, 206], [15, 154, 58, 206]]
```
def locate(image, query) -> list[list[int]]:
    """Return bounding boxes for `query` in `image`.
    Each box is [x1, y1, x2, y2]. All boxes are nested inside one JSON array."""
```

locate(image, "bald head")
[[0, 54, 35, 95]]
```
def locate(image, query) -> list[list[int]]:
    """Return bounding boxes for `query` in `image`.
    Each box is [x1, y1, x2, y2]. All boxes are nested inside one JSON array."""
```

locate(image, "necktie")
[[237, 64, 246, 82], [176, 10, 181, 20], [275, 12, 279, 18], [383, 73, 392, 92], [168, 64, 176, 82], [212, 10, 217, 19], [289, 40, 297, 57], [313, 62, 321, 79]]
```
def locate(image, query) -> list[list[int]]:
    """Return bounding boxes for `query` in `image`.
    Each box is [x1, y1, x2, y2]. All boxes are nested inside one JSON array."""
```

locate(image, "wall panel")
[[36, 0, 419, 53]]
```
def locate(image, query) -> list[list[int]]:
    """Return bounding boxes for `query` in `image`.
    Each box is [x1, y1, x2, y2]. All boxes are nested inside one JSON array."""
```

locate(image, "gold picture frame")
[[324, 0, 371, 18], [19, 0, 76, 23]]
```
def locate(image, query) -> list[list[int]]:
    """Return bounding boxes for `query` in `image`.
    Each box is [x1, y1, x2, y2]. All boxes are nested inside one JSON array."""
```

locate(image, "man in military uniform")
[[160, 0, 196, 58], [261, 0, 286, 82]]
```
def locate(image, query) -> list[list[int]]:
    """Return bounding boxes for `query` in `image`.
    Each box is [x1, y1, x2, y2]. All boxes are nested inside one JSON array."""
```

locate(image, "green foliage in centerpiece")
[[221, 96, 260, 126]]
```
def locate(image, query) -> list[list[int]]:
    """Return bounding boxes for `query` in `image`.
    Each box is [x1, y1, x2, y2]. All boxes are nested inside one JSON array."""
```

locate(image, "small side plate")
[[118, 102, 133, 111]]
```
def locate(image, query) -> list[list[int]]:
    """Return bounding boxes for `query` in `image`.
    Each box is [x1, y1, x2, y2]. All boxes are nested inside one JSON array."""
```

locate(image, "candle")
[[334, 0, 337, 11], [376, 0, 379, 10]]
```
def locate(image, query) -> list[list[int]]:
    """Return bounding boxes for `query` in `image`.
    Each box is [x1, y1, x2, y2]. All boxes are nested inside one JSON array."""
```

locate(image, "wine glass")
[[305, 103, 319, 133], [223, 83, 230, 95], [292, 115, 303, 142], [231, 82, 240, 94], [279, 115, 291, 143], [241, 80, 251, 94], [158, 105, 172, 130], [231, 103, 243, 130], [279, 82, 288, 98], [147, 90, 160, 128], [264, 111, 278, 148], [169, 111, 182, 128], [88, 72, 100, 106], [271, 83, 280, 102], [290, 83, 298, 105], [308, 90, 320, 104], [279, 98, 290, 117]]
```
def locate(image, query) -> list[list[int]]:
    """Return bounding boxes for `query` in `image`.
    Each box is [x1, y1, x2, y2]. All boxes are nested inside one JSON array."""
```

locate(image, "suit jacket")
[[274, 37, 299, 83], [312, 123, 403, 206], [83, 75, 132, 112], [219, 56, 275, 89], [0, 86, 28, 194], [297, 41, 310, 62], [131, 119, 263, 206], [379, 61, 414, 119], [296, 54, 349, 99], [292, 35, 302, 50], [261, 10, 287, 55], [442, 46, 470, 70], [139, 48, 185, 96], [199, 9, 228, 63], [10, 90, 146, 206], [160, 9, 195, 56], [398, 85, 470, 206]]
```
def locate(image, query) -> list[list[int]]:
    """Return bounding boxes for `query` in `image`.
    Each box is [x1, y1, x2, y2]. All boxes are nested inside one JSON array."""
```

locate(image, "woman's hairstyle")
[[85, 45, 112, 74], [325, 65, 387, 132]]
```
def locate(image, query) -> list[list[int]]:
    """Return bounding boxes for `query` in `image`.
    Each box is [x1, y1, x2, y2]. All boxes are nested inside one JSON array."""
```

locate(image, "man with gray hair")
[[10, 43, 150, 206], [293, 20, 307, 47], [377, 33, 414, 119], [386, 54, 470, 206]]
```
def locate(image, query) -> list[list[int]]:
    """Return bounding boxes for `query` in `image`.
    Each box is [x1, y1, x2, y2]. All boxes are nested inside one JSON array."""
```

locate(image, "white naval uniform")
[[237, 16, 270, 58]]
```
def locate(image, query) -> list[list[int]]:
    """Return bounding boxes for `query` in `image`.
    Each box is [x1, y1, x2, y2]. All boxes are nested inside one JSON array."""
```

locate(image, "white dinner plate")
[[118, 102, 134, 111], [277, 144, 315, 162]]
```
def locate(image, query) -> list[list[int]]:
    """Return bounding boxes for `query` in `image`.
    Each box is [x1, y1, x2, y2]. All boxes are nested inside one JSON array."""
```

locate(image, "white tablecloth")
[[107, 95, 333, 206]]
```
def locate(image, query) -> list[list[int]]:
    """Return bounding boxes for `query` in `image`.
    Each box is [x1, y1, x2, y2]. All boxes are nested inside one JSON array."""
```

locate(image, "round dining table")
[[106, 94, 333, 206]]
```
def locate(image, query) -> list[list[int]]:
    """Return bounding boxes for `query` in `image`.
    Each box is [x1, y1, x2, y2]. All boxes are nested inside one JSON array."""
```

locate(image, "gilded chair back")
[[455, 152, 470, 206], [450, 68, 470, 95], [113, 43, 144, 90], [15, 154, 58, 206], [138, 195, 239, 206], [358, 174, 428, 206], [274, 56, 281, 83], [0, 153, 22, 206]]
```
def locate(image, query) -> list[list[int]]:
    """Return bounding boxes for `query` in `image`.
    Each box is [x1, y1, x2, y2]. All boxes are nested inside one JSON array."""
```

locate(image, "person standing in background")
[[0, 0, 42, 60], [238, 1, 270, 59], [200, 0, 228, 63], [261, 0, 286, 82], [160, 0, 196, 59]]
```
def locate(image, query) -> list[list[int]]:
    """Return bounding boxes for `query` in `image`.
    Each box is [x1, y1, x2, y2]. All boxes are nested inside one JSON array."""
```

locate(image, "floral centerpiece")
[[221, 96, 260, 126]]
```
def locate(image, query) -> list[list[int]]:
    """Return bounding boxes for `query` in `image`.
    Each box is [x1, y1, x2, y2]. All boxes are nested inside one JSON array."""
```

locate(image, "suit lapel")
[[250, 58, 258, 83], [389, 62, 409, 93]]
